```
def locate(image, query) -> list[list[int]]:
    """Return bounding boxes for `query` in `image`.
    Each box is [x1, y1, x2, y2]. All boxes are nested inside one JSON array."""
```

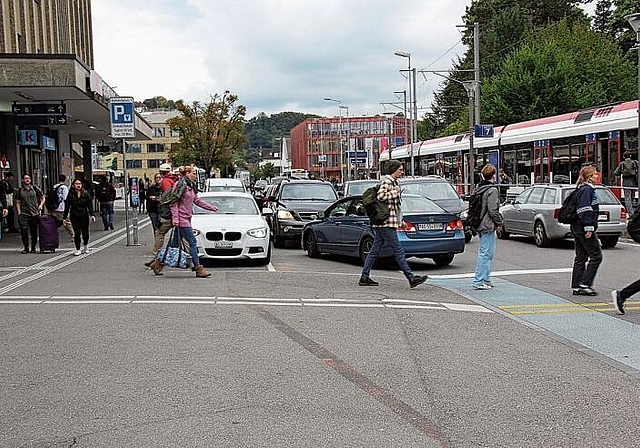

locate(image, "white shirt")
[[54, 183, 69, 212]]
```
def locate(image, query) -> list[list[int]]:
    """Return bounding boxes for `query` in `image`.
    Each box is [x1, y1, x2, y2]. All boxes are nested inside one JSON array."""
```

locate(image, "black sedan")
[[301, 194, 465, 266]]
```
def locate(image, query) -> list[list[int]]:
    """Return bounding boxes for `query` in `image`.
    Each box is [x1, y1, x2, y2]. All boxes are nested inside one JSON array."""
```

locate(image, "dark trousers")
[[570, 224, 603, 288], [148, 211, 160, 232], [18, 214, 40, 250], [71, 215, 90, 249], [620, 278, 640, 301], [5, 206, 16, 231], [361, 226, 414, 280]]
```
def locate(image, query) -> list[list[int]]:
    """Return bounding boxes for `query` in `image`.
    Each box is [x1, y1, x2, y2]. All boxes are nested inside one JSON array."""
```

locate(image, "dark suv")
[[399, 176, 472, 242], [266, 179, 339, 247]]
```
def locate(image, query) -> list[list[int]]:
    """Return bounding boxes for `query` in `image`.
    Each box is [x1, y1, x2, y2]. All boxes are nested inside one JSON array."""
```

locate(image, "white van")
[[205, 178, 247, 193]]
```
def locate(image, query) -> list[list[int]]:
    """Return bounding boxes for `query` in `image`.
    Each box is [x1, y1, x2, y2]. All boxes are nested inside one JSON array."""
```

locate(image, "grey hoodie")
[[474, 181, 503, 233]]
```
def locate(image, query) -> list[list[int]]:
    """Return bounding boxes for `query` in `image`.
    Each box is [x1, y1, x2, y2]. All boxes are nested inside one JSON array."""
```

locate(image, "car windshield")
[[345, 181, 378, 196], [401, 196, 445, 213], [561, 187, 620, 205], [280, 184, 337, 201], [401, 182, 460, 200], [207, 185, 245, 192], [193, 196, 258, 215]]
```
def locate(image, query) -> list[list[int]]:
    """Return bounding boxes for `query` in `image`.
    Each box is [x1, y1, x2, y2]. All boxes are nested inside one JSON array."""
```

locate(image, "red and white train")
[[380, 100, 639, 199]]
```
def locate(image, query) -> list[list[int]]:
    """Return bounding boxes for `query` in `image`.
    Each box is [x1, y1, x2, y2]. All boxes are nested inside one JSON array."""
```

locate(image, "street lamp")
[[324, 97, 343, 181], [626, 13, 640, 183], [395, 51, 417, 175], [394, 90, 408, 145], [339, 105, 350, 180]]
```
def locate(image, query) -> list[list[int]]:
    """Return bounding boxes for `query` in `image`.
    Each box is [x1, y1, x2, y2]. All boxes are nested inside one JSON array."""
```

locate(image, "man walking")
[[613, 151, 638, 215], [96, 176, 116, 230], [48, 174, 74, 240], [472, 164, 503, 290], [14, 174, 44, 253], [358, 160, 428, 289]]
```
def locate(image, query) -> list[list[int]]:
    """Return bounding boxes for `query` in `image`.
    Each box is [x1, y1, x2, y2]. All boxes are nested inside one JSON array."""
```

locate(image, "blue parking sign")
[[109, 97, 135, 138]]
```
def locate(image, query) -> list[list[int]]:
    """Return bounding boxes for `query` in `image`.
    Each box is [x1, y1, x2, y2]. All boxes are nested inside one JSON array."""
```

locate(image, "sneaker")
[[611, 290, 625, 315], [73, 250, 81, 256], [21, 248, 29, 254], [409, 275, 428, 289], [81, 245, 88, 254], [473, 283, 491, 290], [358, 276, 379, 286], [484, 281, 493, 288], [109, 224, 114, 230], [573, 287, 597, 296]]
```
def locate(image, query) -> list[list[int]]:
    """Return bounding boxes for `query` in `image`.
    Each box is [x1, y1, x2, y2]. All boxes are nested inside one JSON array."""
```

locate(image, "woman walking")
[[146, 173, 162, 232], [149, 165, 217, 278], [63, 178, 96, 256], [571, 165, 603, 296]]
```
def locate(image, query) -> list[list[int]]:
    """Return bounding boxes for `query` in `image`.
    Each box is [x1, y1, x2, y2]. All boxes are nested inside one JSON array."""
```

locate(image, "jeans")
[[177, 226, 200, 268], [570, 224, 602, 288], [361, 227, 414, 280], [148, 211, 160, 232], [474, 230, 496, 286], [622, 187, 636, 215], [100, 202, 114, 229]]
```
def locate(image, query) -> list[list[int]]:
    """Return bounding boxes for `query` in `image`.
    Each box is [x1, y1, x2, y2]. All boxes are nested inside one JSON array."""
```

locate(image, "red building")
[[290, 115, 408, 182]]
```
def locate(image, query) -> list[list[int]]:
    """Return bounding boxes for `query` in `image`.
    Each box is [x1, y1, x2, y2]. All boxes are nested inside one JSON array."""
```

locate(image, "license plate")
[[213, 241, 233, 248], [598, 212, 609, 222], [417, 223, 443, 231]]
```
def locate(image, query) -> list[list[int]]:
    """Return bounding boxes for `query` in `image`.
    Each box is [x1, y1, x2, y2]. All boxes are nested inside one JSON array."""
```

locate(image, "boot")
[[150, 260, 164, 276], [195, 266, 211, 278]]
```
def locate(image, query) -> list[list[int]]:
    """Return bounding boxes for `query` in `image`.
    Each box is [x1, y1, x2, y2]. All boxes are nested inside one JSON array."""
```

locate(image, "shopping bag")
[[157, 227, 192, 269]]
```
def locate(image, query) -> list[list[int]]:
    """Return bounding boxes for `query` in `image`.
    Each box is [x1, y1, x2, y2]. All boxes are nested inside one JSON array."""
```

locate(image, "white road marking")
[[428, 267, 573, 279]]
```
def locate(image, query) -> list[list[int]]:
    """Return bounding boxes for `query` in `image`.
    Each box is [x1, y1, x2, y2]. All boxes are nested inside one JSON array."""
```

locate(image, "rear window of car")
[[401, 196, 445, 213], [280, 184, 337, 201], [401, 181, 459, 200], [561, 187, 620, 205], [345, 181, 378, 196]]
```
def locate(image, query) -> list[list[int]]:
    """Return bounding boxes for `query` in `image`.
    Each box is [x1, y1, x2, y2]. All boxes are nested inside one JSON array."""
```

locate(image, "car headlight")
[[277, 210, 295, 220], [247, 227, 268, 238]]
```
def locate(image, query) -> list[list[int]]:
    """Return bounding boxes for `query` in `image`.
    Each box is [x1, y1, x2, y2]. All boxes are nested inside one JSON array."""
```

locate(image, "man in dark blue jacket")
[[570, 166, 602, 296]]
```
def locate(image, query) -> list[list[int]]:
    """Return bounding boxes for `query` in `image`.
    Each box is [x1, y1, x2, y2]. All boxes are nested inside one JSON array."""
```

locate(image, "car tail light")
[[446, 219, 463, 231], [399, 220, 417, 232], [553, 208, 561, 219], [621, 207, 627, 220]]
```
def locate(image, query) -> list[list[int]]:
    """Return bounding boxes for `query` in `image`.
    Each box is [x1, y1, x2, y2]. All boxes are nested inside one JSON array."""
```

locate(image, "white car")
[[205, 178, 246, 193], [191, 192, 273, 265]]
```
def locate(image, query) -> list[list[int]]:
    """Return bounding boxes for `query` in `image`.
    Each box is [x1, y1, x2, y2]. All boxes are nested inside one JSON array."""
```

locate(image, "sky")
[[91, 1, 592, 121]]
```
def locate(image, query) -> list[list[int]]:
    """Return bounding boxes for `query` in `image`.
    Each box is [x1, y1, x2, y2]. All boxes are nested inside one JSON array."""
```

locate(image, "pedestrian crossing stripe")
[[499, 300, 640, 315]]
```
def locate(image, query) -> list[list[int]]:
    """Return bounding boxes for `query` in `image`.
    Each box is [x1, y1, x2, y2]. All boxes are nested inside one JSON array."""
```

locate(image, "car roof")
[[399, 175, 448, 183], [199, 191, 254, 199], [206, 178, 243, 184], [345, 179, 378, 184]]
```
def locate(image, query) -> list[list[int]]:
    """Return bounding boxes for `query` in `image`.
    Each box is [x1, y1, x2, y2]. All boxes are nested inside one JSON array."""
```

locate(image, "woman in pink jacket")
[[150, 165, 217, 277]]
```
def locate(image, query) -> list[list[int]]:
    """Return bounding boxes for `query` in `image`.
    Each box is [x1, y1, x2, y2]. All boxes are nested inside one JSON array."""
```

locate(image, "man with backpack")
[[14, 173, 45, 253], [471, 164, 503, 290], [96, 176, 116, 230], [47, 174, 73, 240], [613, 151, 638, 214], [358, 160, 428, 289]]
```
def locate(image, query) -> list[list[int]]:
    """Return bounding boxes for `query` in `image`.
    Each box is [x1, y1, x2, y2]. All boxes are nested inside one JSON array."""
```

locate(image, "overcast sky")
[[91, 1, 591, 120]]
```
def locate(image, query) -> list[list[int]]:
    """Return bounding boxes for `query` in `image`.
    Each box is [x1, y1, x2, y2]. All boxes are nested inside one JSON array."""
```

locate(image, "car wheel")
[[464, 231, 472, 243], [433, 253, 454, 266], [496, 224, 510, 239], [264, 242, 272, 264], [359, 236, 374, 265], [305, 232, 319, 258], [600, 236, 619, 248], [533, 221, 550, 247]]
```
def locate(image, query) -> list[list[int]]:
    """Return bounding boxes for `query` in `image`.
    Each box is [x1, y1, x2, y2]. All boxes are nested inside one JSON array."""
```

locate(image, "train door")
[[603, 131, 621, 197], [585, 133, 598, 168], [532, 140, 551, 184]]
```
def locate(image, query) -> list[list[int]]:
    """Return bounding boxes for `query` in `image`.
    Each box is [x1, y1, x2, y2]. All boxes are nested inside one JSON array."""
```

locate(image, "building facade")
[[290, 115, 407, 181]]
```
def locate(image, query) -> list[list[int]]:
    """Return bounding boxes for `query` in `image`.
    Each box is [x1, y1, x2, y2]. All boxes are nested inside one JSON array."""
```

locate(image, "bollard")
[[132, 207, 140, 246]]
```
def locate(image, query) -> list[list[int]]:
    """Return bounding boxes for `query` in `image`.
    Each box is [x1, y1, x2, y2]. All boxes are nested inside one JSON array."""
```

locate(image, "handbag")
[[157, 227, 192, 269]]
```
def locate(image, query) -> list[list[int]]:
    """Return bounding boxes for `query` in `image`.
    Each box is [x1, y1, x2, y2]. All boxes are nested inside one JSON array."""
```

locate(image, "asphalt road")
[[1, 208, 639, 447]]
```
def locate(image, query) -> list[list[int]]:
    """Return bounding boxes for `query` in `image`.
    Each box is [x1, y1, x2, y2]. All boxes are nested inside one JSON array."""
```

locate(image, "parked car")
[[399, 176, 472, 242], [191, 192, 273, 265], [266, 179, 339, 247], [341, 179, 379, 197], [205, 178, 246, 193], [497, 184, 627, 248], [302, 194, 465, 266]]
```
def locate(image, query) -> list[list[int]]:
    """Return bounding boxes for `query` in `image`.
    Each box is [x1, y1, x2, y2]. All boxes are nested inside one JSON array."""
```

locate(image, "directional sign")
[[109, 97, 135, 138], [14, 115, 68, 126], [474, 124, 494, 138], [12, 103, 66, 115]]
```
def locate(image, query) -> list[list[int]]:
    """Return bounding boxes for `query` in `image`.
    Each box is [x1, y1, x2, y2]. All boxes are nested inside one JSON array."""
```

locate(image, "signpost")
[[12, 102, 68, 126], [109, 97, 138, 246], [474, 124, 494, 138]]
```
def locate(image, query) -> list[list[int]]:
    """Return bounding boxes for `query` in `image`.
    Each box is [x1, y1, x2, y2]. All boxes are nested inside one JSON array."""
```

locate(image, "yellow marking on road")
[[499, 300, 640, 315]]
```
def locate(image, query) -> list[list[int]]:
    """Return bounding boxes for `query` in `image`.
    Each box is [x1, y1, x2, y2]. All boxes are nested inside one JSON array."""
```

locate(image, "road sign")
[[14, 115, 68, 126], [109, 97, 135, 138], [12, 103, 66, 115], [474, 124, 494, 138]]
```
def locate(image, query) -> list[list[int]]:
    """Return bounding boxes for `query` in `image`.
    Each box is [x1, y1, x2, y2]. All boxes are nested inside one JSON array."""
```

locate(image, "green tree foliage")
[[252, 163, 279, 181], [245, 147, 262, 164], [166, 91, 247, 173], [142, 96, 178, 110], [245, 112, 319, 149], [595, 0, 640, 54], [481, 20, 636, 124]]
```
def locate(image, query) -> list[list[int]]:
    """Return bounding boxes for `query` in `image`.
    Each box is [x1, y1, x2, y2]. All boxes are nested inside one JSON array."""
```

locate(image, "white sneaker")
[[81, 245, 88, 254], [73, 250, 81, 256]]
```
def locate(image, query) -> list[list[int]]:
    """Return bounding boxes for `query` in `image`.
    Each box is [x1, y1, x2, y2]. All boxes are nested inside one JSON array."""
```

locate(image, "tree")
[[142, 96, 178, 110], [166, 91, 247, 173], [481, 20, 636, 124], [252, 163, 279, 180]]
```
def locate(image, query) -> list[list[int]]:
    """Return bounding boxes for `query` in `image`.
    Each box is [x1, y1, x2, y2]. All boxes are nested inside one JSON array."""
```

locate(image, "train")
[[380, 99, 639, 200]]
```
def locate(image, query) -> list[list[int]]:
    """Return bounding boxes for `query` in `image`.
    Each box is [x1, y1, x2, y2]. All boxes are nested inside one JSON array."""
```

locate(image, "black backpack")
[[45, 185, 62, 211], [557, 188, 580, 224], [627, 207, 640, 243], [467, 188, 487, 231], [362, 183, 390, 225]]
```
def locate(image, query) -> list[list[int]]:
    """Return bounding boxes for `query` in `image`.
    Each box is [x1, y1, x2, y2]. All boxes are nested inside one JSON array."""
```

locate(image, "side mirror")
[[317, 211, 325, 219]]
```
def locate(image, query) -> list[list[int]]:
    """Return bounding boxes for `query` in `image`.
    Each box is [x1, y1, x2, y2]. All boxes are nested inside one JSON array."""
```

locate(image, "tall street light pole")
[[323, 97, 343, 182], [626, 13, 640, 191], [394, 90, 408, 145], [395, 51, 416, 175], [339, 105, 350, 180]]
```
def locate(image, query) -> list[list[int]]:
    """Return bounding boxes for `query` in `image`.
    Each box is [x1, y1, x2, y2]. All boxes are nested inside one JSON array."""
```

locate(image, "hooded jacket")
[[474, 180, 503, 233]]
